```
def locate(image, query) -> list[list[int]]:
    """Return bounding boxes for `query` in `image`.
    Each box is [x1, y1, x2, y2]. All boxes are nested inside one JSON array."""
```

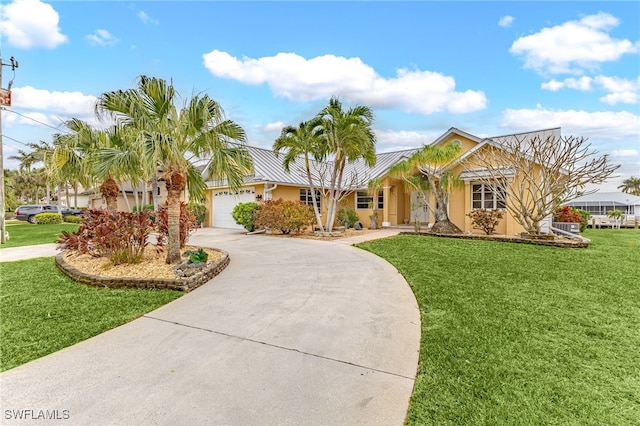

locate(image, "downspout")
[[264, 183, 278, 201]]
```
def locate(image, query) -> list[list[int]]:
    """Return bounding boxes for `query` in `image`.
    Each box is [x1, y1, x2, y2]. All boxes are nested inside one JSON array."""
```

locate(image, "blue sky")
[[1, 0, 638, 191]]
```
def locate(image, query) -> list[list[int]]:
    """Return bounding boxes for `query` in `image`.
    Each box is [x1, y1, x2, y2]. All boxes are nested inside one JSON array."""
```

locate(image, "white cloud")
[[501, 105, 640, 140], [541, 79, 564, 92], [596, 76, 640, 105], [12, 86, 96, 116], [202, 50, 487, 115], [611, 149, 639, 157], [374, 129, 438, 152], [86, 29, 118, 47], [2, 110, 65, 129], [498, 16, 514, 28], [262, 121, 285, 132], [541, 75, 639, 105], [542, 76, 593, 91], [0, 0, 67, 48], [510, 12, 639, 75], [138, 11, 158, 25]]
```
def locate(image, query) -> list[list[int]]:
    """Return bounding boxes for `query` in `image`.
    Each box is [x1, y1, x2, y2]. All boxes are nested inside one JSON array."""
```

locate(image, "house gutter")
[[550, 225, 591, 243]]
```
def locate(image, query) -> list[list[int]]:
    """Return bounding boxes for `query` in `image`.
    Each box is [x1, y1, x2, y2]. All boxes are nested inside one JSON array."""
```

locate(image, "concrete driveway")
[[1, 228, 420, 425]]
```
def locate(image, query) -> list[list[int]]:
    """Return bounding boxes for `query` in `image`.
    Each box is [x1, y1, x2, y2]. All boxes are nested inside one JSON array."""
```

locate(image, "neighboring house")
[[564, 192, 640, 226], [51, 183, 92, 209], [84, 179, 175, 211], [203, 126, 564, 235]]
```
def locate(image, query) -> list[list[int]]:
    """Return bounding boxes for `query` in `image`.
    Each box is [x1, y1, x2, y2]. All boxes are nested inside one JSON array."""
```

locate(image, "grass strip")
[[1, 222, 80, 249], [0, 257, 182, 371]]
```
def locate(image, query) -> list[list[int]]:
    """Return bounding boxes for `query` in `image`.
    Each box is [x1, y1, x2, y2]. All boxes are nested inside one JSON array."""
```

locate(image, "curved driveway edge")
[[1, 228, 420, 425]]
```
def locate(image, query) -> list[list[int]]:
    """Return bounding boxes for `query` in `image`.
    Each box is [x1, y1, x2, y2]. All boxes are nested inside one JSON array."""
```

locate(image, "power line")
[[1, 107, 69, 133], [2, 134, 30, 147]]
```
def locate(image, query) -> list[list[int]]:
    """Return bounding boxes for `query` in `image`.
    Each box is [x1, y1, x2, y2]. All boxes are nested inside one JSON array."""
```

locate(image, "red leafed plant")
[[155, 201, 198, 249], [57, 209, 154, 265], [553, 206, 583, 223]]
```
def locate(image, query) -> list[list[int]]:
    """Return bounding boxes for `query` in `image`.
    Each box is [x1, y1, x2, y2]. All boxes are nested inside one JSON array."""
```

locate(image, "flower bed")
[[402, 231, 589, 248], [55, 248, 230, 292]]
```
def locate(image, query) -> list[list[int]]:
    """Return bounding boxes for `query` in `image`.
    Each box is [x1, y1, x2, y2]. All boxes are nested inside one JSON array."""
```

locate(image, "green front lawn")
[[1, 222, 79, 249], [359, 229, 640, 425], [0, 258, 182, 371]]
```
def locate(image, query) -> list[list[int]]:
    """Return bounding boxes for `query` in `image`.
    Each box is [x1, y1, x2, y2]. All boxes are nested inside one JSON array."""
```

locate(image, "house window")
[[356, 191, 384, 209], [300, 189, 321, 210], [472, 183, 506, 210]]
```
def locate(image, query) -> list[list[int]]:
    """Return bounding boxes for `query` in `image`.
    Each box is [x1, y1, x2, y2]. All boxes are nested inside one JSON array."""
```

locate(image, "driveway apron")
[[1, 229, 420, 425]]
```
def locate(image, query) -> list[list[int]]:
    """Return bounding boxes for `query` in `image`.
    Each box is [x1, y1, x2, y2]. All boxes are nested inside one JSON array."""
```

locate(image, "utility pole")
[[0, 55, 19, 244]]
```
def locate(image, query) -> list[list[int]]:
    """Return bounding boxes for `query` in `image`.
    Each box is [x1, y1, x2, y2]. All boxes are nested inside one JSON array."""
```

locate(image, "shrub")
[[132, 204, 154, 213], [232, 202, 260, 231], [183, 248, 208, 264], [155, 201, 198, 249], [188, 203, 207, 226], [467, 209, 504, 235], [575, 208, 591, 232], [34, 213, 63, 224], [133, 204, 156, 223], [64, 215, 83, 224], [255, 198, 314, 234], [553, 206, 583, 223], [337, 208, 359, 228], [57, 209, 153, 265]]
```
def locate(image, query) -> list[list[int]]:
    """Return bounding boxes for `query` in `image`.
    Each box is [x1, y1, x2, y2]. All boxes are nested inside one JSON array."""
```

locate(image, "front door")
[[410, 192, 429, 223]]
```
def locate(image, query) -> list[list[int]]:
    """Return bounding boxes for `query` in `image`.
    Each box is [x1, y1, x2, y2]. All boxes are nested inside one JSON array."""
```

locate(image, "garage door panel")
[[212, 187, 255, 229]]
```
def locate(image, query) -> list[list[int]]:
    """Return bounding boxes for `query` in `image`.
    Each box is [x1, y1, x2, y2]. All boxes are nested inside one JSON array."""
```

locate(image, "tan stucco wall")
[[448, 141, 536, 236]]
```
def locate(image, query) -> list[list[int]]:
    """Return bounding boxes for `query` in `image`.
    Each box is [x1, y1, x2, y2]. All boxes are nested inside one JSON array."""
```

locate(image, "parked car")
[[14, 204, 83, 224]]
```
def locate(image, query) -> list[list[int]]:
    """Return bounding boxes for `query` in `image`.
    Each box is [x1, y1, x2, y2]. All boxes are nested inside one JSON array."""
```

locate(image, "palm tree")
[[55, 119, 125, 211], [9, 148, 47, 203], [9, 148, 37, 173], [51, 132, 87, 209], [316, 97, 376, 231], [26, 140, 55, 204], [96, 75, 253, 263], [390, 142, 463, 234], [274, 119, 325, 231], [618, 177, 640, 196]]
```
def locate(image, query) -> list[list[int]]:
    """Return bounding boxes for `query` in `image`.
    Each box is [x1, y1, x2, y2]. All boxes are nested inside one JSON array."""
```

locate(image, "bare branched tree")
[[310, 160, 371, 228], [464, 134, 619, 235]]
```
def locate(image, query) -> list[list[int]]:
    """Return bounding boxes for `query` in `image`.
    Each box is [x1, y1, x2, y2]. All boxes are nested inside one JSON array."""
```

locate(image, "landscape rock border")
[[401, 231, 589, 248], [55, 249, 230, 292]]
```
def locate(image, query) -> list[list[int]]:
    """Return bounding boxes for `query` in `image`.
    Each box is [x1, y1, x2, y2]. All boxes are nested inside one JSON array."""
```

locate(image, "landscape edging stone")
[[55, 249, 230, 292]]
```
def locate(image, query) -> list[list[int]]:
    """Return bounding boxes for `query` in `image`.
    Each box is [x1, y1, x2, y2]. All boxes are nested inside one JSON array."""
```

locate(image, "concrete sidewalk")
[[0, 243, 57, 262], [1, 228, 419, 425]]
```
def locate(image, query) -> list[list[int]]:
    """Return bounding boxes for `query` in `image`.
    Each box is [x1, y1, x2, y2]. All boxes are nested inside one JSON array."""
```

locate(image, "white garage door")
[[212, 187, 255, 229]]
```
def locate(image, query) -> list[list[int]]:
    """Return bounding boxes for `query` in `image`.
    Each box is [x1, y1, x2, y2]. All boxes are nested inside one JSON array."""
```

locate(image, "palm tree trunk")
[[305, 159, 324, 232], [73, 183, 78, 208], [121, 186, 131, 212], [151, 175, 159, 211], [133, 181, 140, 210], [100, 177, 119, 212], [65, 184, 70, 208], [327, 160, 345, 232], [165, 189, 181, 264], [143, 181, 149, 206], [164, 170, 186, 264]]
